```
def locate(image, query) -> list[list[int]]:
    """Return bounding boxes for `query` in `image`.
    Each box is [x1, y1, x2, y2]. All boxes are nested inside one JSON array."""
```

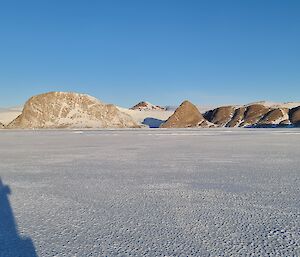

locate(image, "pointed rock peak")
[[160, 100, 212, 128], [182, 100, 192, 104], [130, 101, 165, 111], [173, 100, 198, 113]]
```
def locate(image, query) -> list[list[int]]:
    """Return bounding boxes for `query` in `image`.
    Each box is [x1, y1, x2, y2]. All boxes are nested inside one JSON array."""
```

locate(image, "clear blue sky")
[[0, 0, 299, 107]]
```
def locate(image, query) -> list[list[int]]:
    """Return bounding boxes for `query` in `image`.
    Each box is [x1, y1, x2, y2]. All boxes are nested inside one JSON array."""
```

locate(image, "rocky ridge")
[[204, 103, 296, 127]]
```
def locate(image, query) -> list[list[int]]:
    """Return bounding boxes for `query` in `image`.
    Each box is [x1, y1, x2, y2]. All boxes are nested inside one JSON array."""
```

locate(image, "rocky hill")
[[203, 103, 298, 127], [289, 106, 300, 126], [160, 100, 214, 128], [7, 92, 139, 129], [130, 101, 165, 111]]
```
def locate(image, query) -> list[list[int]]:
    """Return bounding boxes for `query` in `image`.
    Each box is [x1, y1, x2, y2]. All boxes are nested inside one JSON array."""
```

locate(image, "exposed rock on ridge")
[[203, 106, 235, 127], [204, 103, 295, 127], [130, 101, 165, 111], [7, 92, 139, 129], [258, 108, 290, 126]]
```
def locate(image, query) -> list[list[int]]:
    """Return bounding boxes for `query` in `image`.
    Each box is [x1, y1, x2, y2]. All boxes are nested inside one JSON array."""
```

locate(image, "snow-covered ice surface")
[[0, 129, 299, 257]]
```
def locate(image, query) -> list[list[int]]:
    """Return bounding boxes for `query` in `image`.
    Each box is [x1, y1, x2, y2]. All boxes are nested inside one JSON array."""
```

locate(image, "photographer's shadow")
[[0, 178, 38, 257]]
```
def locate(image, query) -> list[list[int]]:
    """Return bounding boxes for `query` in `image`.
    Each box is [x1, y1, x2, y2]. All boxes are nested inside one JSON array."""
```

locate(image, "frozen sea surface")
[[0, 129, 299, 257]]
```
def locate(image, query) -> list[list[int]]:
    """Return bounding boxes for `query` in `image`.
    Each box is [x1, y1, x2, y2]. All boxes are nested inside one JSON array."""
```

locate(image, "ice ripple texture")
[[0, 129, 299, 256]]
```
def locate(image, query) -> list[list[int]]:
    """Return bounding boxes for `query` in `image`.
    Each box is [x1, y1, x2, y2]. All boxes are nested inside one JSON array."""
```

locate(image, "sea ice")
[[0, 129, 299, 256]]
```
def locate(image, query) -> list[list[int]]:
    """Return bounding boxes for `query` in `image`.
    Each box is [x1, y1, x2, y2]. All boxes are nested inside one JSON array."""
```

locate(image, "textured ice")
[[0, 129, 299, 256]]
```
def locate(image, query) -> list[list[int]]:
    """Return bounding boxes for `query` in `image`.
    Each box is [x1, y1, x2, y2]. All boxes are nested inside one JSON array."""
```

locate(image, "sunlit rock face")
[[7, 92, 139, 129], [160, 100, 214, 128]]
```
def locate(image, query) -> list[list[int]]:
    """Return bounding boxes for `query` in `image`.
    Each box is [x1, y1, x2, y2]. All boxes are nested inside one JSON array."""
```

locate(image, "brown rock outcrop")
[[7, 92, 139, 129], [289, 106, 300, 126], [226, 107, 246, 127], [240, 104, 270, 127], [205, 104, 291, 127], [204, 106, 235, 126], [258, 108, 289, 125], [160, 100, 212, 128]]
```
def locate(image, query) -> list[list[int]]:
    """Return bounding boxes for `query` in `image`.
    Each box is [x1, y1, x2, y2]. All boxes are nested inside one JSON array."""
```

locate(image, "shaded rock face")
[[8, 92, 139, 129], [160, 100, 213, 128], [258, 108, 289, 125], [205, 105, 270, 127], [0, 122, 4, 128], [289, 106, 300, 126], [142, 118, 164, 128], [226, 107, 246, 127], [240, 104, 270, 127], [204, 106, 235, 126], [130, 101, 165, 111]]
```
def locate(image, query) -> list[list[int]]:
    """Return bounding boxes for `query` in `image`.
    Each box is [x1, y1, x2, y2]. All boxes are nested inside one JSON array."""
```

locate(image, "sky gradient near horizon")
[[0, 0, 299, 107]]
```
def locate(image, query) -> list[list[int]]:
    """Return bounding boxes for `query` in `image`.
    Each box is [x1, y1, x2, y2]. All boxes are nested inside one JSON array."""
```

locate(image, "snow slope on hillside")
[[245, 101, 300, 109], [0, 129, 299, 256], [0, 107, 22, 125], [117, 106, 174, 127]]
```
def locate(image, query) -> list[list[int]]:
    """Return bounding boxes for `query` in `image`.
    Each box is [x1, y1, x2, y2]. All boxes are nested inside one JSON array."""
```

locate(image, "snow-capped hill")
[[130, 101, 165, 111], [246, 101, 300, 109], [7, 92, 139, 129]]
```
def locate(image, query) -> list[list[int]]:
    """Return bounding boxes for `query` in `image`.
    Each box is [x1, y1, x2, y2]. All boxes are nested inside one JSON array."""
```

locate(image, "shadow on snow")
[[142, 117, 165, 128], [0, 178, 38, 257]]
